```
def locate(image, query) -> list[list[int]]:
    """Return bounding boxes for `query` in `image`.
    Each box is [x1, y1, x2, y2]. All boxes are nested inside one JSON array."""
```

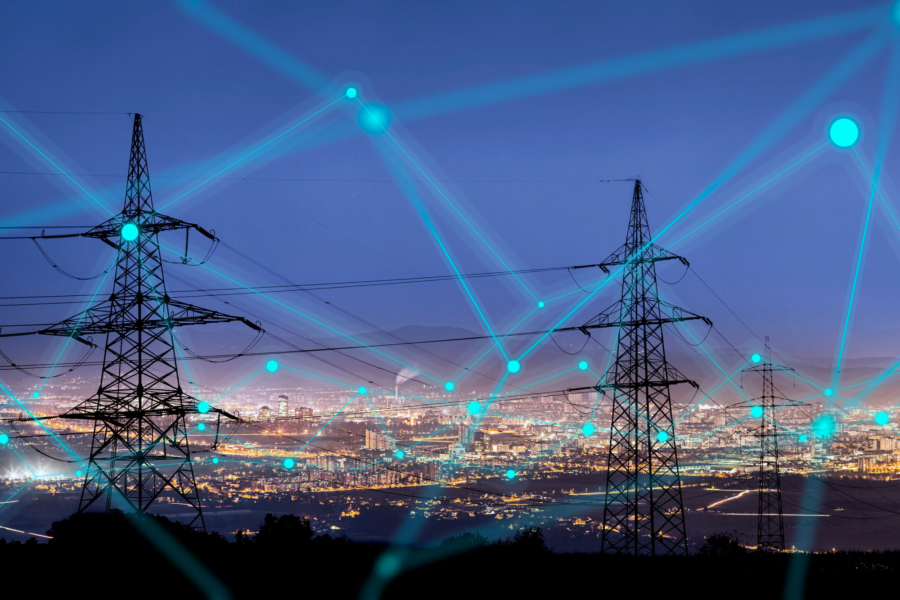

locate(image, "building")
[[365, 429, 391, 451], [277, 395, 288, 418], [259, 405, 271, 421]]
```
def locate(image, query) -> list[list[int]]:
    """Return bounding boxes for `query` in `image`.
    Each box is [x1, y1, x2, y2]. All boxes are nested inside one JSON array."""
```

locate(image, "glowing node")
[[395, 450, 404, 459], [284, 458, 295, 469], [76, 470, 82, 476], [346, 87, 358, 98], [32, 392, 39, 399], [578, 361, 588, 371], [657, 431, 669, 443], [444, 382, 454, 392], [506, 470, 515, 479], [357, 103, 392, 134], [0, 434, 8, 445], [212, 457, 219, 464], [121, 223, 139, 241], [751, 354, 761, 363], [538, 301, 545, 308], [876, 411, 890, 426], [507, 360, 521, 373], [266, 360, 278, 372], [468, 401, 481, 415], [751, 406, 763, 419], [824, 388, 833, 397], [582, 423, 595, 436], [799, 435, 807, 443], [376, 554, 400, 578], [829, 118, 859, 147], [894, 1, 900, 26], [197, 401, 210, 413], [198, 423, 206, 431], [813, 414, 836, 438], [359, 387, 367, 395]]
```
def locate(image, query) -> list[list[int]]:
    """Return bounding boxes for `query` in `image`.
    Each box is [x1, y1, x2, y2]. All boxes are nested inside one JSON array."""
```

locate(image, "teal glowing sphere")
[[507, 360, 521, 373], [357, 104, 392, 134], [538, 301, 545, 308], [266, 360, 278, 372], [657, 431, 669, 443], [121, 223, 139, 241], [813, 414, 836, 438], [0, 434, 8, 445], [800, 434, 807, 443], [32, 392, 39, 399], [578, 361, 588, 371], [212, 457, 219, 464], [359, 387, 367, 395], [197, 423, 206, 431], [76, 470, 83, 476], [582, 423, 595, 436], [198, 401, 210, 413], [751, 406, 763, 419], [876, 411, 890, 426], [752, 354, 761, 363], [284, 458, 295, 469], [346, 87, 358, 98], [395, 450, 404, 459], [444, 382, 454, 391], [829, 118, 859, 147], [824, 388, 833, 397], [468, 401, 481, 415], [506, 470, 515, 479]]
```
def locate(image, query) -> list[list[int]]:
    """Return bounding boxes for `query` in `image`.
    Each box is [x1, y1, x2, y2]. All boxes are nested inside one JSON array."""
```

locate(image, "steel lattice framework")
[[587, 180, 710, 556], [745, 337, 787, 552], [1, 115, 259, 528]]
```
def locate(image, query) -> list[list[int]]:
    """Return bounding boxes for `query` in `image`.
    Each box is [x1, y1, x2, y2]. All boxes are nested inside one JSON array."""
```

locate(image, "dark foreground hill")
[[1, 511, 894, 599]]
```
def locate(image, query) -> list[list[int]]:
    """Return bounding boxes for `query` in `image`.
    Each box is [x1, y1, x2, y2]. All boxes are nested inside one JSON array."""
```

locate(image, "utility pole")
[[744, 337, 789, 552], [1, 114, 260, 529], [584, 180, 710, 556]]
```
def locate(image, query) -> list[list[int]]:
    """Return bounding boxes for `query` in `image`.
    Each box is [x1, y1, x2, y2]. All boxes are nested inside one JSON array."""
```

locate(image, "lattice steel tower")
[[2, 115, 259, 528], [584, 180, 709, 555], [745, 337, 787, 551]]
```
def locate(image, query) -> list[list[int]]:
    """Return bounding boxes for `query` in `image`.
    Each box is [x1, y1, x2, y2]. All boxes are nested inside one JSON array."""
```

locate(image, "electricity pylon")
[[1, 114, 260, 529], [583, 180, 710, 556], [743, 337, 789, 552]]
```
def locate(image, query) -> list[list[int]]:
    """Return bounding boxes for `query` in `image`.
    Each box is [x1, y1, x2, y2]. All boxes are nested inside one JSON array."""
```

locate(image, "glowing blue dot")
[[395, 450, 404, 459], [76, 470, 82, 476], [830, 118, 859, 147], [121, 223, 139, 241], [752, 354, 761, 363], [578, 361, 588, 371], [444, 382, 454, 391], [468, 401, 481, 415], [197, 423, 206, 431], [359, 387, 367, 395], [284, 458, 295, 469], [197, 401, 210, 413], [266, 360, 278, 372], [813, 415, 836, 438], [506, 470, 515, 479], [346, 87, 358, 98], [799, 435, 807, 443], [507, 360, 521, 373], [894, 1, 900, 26], [538, 301, 545, 308], [824, 388, 833, 397], [32, 392, 39, 399], [582, 423, 595, 436], [212, 457, 219, 464], [876, 411, 889, 426], [657, 431, 669, 443], [0, 434, 8, 445], [751, 406, 763, 419], [376, 554, 400, 578], [357, 103, 392, 134]]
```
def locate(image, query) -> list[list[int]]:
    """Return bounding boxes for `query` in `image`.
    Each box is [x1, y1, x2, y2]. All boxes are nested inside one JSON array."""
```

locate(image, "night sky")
[[1, 0, 898, 398]]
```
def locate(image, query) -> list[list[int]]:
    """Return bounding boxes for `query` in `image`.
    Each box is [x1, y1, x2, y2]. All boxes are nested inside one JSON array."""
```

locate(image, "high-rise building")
[[365, 429, 391, 451], [277, 395, 288, 418], [259, 405, 271, 421]]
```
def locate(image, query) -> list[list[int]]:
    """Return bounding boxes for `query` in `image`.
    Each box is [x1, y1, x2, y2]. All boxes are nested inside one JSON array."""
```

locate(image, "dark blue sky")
[[1, 0, 899, 395]]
